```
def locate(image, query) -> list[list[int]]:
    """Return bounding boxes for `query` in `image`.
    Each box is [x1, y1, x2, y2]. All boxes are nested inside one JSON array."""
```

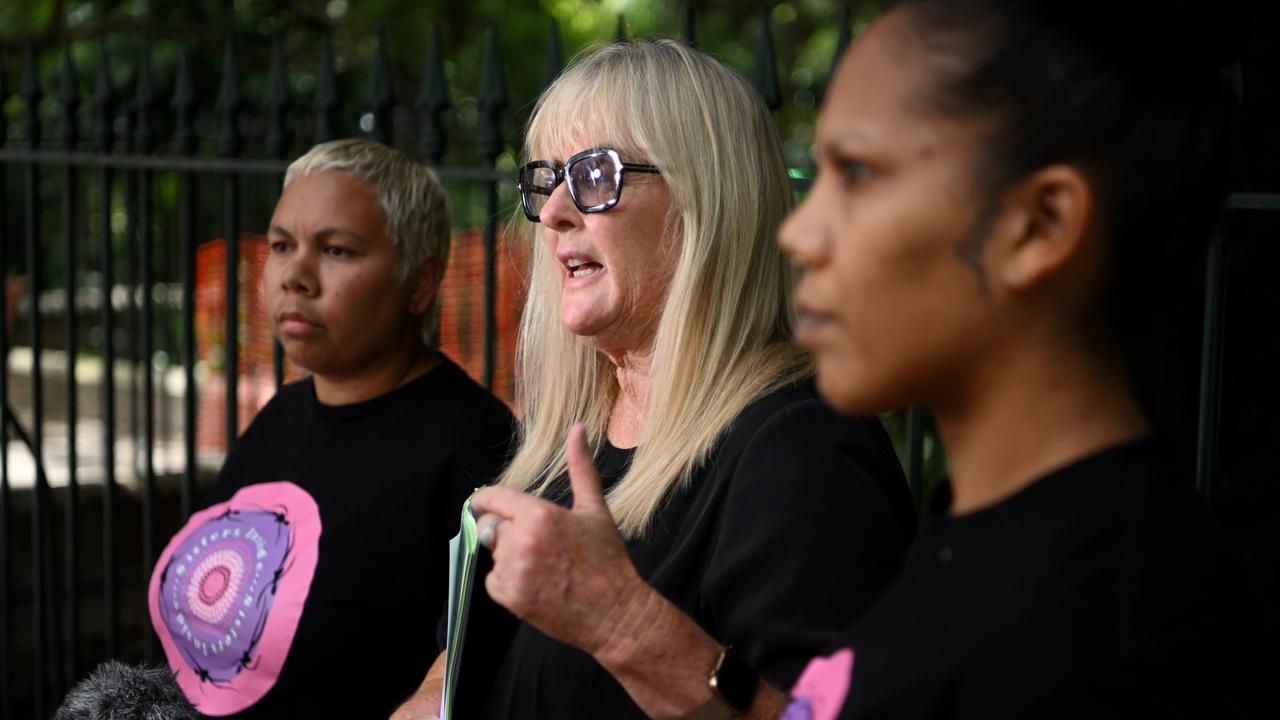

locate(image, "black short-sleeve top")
[[453, 378, 915, 719], [149, 355, 514, 719]]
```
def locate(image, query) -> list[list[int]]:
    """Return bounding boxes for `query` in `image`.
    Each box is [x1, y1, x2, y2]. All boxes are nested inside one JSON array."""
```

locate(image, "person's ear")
[[994, 165, 1093, 292], [407, 256, 442, 315]]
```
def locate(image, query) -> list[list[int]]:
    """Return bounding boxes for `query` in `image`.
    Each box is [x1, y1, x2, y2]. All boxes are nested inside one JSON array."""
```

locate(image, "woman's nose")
[[538, 182, 583, 233], [279, 252, 318, 296], [778, 194, 828, 269]]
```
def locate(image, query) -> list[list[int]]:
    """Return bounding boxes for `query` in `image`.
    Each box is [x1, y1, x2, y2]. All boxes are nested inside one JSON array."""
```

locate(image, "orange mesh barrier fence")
[[194, 228, 528, 451]]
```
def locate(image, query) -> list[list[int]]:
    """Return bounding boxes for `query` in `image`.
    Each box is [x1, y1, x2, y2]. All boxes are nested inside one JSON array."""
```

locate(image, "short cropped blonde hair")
[[284, 139, 450, 339]]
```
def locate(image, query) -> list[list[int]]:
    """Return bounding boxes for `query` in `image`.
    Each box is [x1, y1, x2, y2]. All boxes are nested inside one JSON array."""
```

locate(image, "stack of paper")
[[440, 493, 479, 720]]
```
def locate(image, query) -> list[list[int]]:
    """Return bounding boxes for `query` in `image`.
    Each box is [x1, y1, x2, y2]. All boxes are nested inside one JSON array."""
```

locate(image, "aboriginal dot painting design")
[[148, 481, 322, 716]]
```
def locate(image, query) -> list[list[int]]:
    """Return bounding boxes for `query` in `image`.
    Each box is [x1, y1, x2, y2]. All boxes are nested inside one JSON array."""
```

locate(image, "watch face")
[[716, 647, 760, 712]]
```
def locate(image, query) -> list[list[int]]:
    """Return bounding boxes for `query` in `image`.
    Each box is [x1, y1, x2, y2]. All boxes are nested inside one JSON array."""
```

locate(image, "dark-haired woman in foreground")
[[781, 0, 1258, 717]]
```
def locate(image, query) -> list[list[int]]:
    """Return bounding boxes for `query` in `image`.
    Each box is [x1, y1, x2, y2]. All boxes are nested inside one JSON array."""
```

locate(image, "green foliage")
[[2, 1, 885, 161]]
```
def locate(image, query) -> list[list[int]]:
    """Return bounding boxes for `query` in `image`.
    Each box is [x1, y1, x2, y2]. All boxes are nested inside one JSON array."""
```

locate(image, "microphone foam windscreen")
[[55, 660, 199, 720]]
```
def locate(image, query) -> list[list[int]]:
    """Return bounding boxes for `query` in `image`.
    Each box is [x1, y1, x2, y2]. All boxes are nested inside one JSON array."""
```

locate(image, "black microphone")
[[56, 660, 198, 720]]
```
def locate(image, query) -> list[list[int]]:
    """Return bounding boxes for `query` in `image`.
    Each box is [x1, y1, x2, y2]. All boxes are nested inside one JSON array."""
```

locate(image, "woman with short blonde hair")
[[395, 41, 914, 720]]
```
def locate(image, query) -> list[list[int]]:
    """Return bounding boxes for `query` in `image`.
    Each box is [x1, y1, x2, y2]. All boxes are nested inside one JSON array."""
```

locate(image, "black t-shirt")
[[449, 380, 916, 719], [149, 355, 514, 719], [787, 438, 1257, 719]]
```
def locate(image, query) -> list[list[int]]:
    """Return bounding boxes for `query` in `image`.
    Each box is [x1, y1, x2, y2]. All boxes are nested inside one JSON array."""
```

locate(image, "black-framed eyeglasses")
[[517, 147, 661, 223]]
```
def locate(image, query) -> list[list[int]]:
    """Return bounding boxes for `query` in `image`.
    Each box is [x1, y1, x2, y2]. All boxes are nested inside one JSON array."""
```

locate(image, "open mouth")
[[794, 304, 837, 344], [566, 257, 604, 279]]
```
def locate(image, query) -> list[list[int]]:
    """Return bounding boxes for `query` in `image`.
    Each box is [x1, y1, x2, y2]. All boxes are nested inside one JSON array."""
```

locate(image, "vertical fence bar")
[[364, 30, 393, 145], [218, 38, 243, 452], [905, 407, 926, 509], [0, 47, 12, 720], [543, 20, 563, 89], [476, 28, 507, 390], [121, 106, 139, 498], [265, 35, 291, 162], [1195, 226, 1226, 500], [752, 6, 781, 111], [266, 34, 290, 389], [832, 4, 852, 77], [615, 14, 627, 43], [314, 33, 338, 145], [22, 41, 51, 718], [172, 47, 198, 521], [58, 41, 82, 686], [683, 0, 698, 46], [417, 29, 450, 166], [92, 37, 119, 660], [134, 44, 158, 620]]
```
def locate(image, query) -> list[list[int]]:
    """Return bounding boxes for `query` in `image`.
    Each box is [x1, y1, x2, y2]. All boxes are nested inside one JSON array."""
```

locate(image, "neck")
[[311, 343, 438, 406], [604, 345, 655, 449], [933, 337, 1148, 515]]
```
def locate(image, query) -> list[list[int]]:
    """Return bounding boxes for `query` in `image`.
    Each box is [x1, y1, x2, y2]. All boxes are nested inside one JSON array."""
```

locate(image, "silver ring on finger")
[[477, 515, 503, 550]]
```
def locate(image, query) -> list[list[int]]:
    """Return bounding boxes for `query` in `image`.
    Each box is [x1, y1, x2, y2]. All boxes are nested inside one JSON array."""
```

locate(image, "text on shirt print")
[[148, 481, 323, 716]]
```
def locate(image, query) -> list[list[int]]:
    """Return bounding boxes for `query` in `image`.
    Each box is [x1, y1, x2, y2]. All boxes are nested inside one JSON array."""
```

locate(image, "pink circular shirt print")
[[148, 481, 322, 716], [783, 648, 855, 720]]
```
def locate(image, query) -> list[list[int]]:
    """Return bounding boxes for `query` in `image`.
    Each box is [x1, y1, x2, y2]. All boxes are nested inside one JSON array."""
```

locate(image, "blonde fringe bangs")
[[500, 40, 809, 538]]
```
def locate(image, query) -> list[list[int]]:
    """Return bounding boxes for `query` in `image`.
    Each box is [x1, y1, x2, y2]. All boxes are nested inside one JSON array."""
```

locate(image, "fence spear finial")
[[683, 1, 698, 47], [59, 43, 81, 150], [832, 3, 853, 78], [171, 45, 197, 156], [133, 38, 157, 153], [364, 28, 393, 144], [752, 4, 781, 111], [417, 26, 450, 164], [23, 42, 43, 148], [0, 50, 9, 149], [216, 35, 243, 158], [476, 26, 508, 161], [92, 38, 116, 152], [542, 18, 563, 91], [314, 31, 339, 143], [265, 33, 291, 157]]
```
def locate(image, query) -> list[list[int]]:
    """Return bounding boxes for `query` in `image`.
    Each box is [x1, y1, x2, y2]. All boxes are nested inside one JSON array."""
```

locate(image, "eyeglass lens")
[[567, 153, 620, 210], [523, 166, 559, 219], [521, 151, 623, 220]]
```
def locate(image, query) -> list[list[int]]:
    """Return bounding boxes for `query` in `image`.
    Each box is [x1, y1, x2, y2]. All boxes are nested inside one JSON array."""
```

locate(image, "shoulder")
[[718, 379, 900, 478], [373, 357, 515, 460], [710, 379, 915, 540], [206, 378, 314, 497], [410, 358, 516, 478], [420, 355, 516, 432], [246, 377, 314, 429]]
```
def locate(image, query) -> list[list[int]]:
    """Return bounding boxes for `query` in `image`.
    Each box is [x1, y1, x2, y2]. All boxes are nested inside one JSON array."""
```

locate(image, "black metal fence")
[[0, 4, 1271, 718]]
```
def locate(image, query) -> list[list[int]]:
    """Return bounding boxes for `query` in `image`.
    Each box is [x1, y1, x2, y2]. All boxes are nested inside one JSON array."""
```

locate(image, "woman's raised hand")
[[471, 424, 645, 658]]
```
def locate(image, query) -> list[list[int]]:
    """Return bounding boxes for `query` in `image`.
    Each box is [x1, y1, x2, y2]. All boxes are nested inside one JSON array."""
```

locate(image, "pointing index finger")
[[471, 484, 554, 520]]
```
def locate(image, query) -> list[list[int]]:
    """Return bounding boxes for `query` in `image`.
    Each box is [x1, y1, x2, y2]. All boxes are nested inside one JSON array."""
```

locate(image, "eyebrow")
[[267, 225, 369, 243], [822, 127, 882, 149]]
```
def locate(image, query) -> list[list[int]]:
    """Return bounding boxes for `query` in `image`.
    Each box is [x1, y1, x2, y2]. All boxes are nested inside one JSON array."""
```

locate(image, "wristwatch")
[[683, 646, 758, 719]]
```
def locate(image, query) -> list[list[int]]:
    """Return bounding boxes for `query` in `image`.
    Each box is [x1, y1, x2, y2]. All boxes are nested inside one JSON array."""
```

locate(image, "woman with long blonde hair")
[[395, 40, 913, 720]]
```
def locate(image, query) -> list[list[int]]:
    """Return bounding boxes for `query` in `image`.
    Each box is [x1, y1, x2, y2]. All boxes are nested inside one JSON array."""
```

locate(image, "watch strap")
[[683, 646, 758, 719]]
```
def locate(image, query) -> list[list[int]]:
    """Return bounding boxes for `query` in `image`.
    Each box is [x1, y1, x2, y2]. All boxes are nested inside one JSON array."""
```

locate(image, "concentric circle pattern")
[[149, 482, 322, 716], [159, 507, 291, 681]]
